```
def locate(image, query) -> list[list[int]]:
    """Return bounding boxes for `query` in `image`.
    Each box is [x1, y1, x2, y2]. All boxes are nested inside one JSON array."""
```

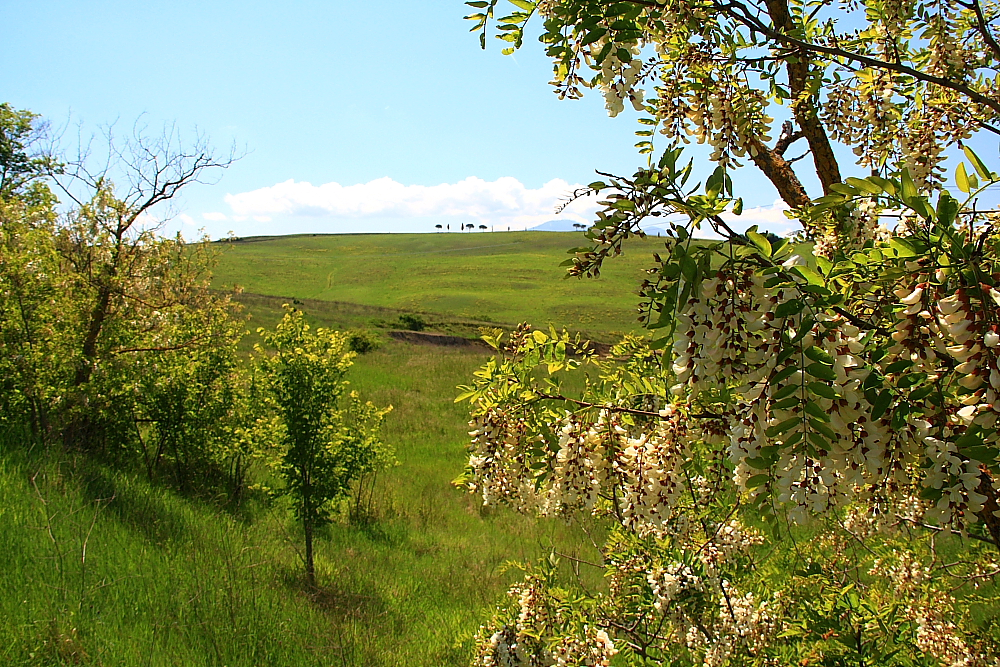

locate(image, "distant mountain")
[[530, 219, 586, 232]]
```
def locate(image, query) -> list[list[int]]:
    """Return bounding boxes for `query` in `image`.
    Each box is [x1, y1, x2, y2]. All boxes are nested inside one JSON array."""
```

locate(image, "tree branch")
[[625, 0, 1000, 117]]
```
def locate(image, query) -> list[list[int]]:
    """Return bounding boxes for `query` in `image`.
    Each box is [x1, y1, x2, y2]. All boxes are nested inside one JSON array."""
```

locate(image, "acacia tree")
[[458, 1, 1000, 665], [257, 306, 394, 588], [468, 0, 1000, 207]]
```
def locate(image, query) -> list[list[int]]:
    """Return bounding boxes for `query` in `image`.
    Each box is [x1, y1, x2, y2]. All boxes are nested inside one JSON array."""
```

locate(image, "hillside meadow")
[[1, 230, 629, 666], [211, 230, 669, 341]]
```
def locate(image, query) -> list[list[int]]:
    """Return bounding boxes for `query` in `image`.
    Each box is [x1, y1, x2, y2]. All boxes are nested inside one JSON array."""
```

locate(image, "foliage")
[[468, 0, 1000, 210], [0, 103, 57, 199], [346, 328, 383, 354], [256, 306, 394, 587], [461, 1, 1000, 664], [0, 105, 250, 492], [399, 313, 428, 331], [460, 150, 1000, 663]]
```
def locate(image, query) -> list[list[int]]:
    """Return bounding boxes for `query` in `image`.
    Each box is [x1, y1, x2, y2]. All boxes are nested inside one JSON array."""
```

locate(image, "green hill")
[[212, 231, 667, 341], [2, 230, 636, 666]]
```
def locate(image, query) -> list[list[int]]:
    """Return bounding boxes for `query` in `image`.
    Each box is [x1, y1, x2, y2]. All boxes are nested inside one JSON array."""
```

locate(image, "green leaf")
[[897, 372, 927, 388], [936, 193, 959, 226], [792, 265, 824, 286], [872, 389, 892, 419], [957, 162, 971, 194], [455, 389, 478, 403], [809, 419, 837, 440], [963, 145, 993, 180], [774, 299, 803, 318], [883, 359, 913, 375], [869, 176, 898, 195], [888, 237, 918, 258], [680, 255, 697, 282], [746, 473, 769, 488], [747, 230, 772, 256], [765, 416, 802, 438], [845, 177, 882, 194], [806, 430, 828, 448], [829, 183, 859, 196], [807, 382, 840, 399], [773, 396, 801, 411], [771, 364, 799, 385], [805, 363, 837, 381], [901, 169, 918, 200], [891, 403, 910, 430], [805, 400, 832, 422], [581, 27, 608, 46], [773, 383, 800, 400], [804, 346, 834, 365]]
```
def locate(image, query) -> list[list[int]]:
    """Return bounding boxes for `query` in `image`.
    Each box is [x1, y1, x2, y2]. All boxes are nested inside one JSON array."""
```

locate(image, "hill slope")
[[212, 231, 666, 340]]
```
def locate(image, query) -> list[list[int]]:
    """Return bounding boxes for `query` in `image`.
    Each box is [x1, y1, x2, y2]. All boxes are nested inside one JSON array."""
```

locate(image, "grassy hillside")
[[0, 342, 603, 666], [1, 231, 628, 666], [212, 231, 667, 341]]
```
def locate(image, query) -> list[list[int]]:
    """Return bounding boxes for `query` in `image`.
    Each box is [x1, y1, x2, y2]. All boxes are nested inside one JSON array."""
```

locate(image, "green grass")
[[0, 341, 604, 666], [1, 231, 629, 666], [212, 231, 668, 341]]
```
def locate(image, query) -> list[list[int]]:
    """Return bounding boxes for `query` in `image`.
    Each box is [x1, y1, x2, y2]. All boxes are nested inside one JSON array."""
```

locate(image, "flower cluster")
[[886, 278, 1000, 524], [467, 409, 542, 512], [473, 574, 618, 667]]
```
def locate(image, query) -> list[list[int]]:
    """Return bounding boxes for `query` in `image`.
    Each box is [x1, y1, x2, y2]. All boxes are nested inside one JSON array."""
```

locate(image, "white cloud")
[[202, 211, 228, 222], [721, 199, 799, 236], [223, 176, 602, 230], [178, 213, 196, 226], [641, 199, 800, 239]]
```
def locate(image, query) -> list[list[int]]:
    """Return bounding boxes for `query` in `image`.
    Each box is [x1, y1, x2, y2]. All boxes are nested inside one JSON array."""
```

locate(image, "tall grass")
[[0, 340, 604, 666]]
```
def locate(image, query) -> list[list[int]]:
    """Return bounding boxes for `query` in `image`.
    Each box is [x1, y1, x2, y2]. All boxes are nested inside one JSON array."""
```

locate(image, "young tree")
[[257, 306, 393, 588], [458, 2, 1000, 665]]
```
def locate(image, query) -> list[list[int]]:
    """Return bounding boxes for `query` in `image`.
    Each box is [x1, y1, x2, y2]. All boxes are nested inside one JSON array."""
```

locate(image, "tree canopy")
[[469, 0, 1000, 209], [461, 1, 1000, 665]]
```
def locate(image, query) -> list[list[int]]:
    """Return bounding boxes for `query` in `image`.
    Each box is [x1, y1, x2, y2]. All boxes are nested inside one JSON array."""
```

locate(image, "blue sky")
[[3, 1, 994, 238]]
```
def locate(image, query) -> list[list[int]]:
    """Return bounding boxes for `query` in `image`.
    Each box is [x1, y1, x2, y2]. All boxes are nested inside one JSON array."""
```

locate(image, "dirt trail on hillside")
[[387, 330, 491, 349]]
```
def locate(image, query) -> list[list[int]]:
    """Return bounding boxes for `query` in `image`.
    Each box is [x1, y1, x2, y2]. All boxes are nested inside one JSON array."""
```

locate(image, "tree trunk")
[[74, 285, 112, 387], [763, 0, 842, 195], [304, 515, 315, 589], [303, 469, 316, 588], [748, 138, 812, 209]]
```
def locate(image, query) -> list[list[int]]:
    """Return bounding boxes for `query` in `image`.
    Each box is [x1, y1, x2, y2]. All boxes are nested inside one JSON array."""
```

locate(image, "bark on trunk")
[[748, 138, 812, 209], [74, 286, 112, 387], [763, 0, 842, 195], [304, 515, 316, 589]]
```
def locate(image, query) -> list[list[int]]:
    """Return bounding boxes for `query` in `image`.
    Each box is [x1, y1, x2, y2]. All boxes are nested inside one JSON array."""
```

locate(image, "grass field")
[[212, 231, 668, 341], [0, 342, 604, 666], [1, 230, 625, 666]]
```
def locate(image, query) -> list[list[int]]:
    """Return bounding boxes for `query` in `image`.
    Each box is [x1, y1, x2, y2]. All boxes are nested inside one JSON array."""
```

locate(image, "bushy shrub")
[[397, 313, 426, 331], [345, 329, 382, 354]]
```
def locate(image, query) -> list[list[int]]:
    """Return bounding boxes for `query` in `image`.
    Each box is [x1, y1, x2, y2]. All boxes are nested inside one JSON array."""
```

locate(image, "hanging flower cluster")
[[473, 573, 619, 667], [458, 162, 1000, 663]]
